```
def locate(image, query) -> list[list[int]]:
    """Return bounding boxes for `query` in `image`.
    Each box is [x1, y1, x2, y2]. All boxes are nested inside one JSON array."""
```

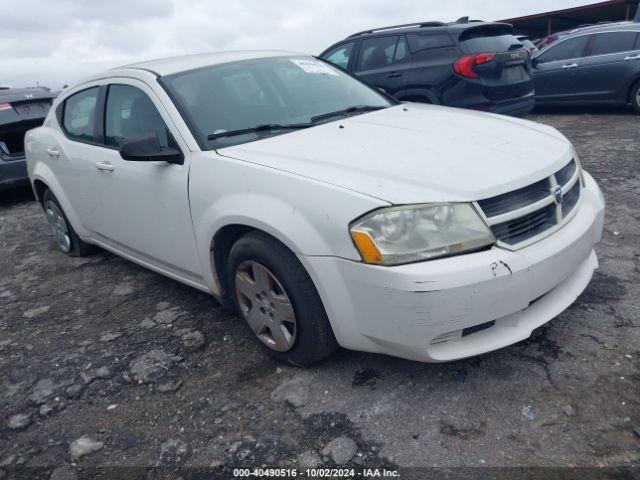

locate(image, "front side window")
[[62, 87, 99, 142], [356, 35, 408, 71], [322, 42, 355, 69], [104, 84, 169, 148], [537, 35, 591, 63], [590, 31, 639, 56], [162, 56, 393, 149]]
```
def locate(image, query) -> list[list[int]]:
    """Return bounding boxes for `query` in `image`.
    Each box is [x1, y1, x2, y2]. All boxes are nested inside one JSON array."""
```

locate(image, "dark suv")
[[532, 22, 640, 112], [320, 19, 534, 116]]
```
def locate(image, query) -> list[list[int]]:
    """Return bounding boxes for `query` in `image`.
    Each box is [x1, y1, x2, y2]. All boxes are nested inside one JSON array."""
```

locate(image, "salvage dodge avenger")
[[25, 51, 604, 366]]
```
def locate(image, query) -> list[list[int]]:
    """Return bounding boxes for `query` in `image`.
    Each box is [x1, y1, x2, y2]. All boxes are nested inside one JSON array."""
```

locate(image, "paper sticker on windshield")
[[290, 59, 338, 76]]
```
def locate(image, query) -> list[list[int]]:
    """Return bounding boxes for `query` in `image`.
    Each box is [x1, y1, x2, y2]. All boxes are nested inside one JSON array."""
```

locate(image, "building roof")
[[499, 0, 639, 38]]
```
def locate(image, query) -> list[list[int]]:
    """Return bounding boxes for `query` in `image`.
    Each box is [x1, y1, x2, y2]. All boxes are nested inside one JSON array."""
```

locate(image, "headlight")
[[350, 203, 495, 265]]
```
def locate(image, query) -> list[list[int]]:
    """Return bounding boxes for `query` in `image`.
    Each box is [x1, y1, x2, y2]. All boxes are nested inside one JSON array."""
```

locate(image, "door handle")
[[95, 161, 115, 172], [624, 54, 640, 61], [562, 63, 578, 69], [45, 147, 60, 158], [387, 72, 403, 78]]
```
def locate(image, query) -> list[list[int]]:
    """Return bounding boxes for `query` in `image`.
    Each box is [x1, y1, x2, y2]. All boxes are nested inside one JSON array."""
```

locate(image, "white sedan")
[[25, 51, 604, 366]]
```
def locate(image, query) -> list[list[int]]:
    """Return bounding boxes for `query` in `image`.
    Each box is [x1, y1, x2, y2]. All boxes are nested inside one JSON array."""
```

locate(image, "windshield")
[[161, 56, 394, 149]]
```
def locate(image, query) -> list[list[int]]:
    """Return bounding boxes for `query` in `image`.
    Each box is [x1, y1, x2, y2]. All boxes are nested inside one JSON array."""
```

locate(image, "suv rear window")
[[458, 28, 522, 53]]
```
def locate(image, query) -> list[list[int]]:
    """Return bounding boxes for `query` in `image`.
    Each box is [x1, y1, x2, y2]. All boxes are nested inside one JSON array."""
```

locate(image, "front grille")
[[491, 203, 556, 245], [477, 160, 581, 247], [478, 178, 550, 217]]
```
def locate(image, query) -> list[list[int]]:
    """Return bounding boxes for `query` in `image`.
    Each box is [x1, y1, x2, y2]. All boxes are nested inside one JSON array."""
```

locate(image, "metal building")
[[500, 0, 639, 40]]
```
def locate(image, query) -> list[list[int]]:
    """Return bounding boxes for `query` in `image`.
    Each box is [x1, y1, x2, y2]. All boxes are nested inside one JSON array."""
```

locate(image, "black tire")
[[42, 189, 97, 257], [631, 81, 640, 114], [227, 231, 337, 366]]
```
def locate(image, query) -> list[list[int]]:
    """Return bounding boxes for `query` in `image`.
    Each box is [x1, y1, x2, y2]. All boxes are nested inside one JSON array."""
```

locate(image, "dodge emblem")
[[553, 186, 564, 205]]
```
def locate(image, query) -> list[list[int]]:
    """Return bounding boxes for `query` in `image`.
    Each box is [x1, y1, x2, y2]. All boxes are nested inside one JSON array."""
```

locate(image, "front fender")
[[189, 153, 386, 294]]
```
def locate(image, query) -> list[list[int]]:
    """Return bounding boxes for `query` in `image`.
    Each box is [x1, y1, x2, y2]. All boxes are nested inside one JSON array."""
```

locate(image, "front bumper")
[[0, 156, 29, 191], [302, 171, 604, 362]]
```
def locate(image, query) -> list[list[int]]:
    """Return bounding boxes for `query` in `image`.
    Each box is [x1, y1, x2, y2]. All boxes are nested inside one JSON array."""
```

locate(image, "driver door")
[[88, 80, 203, 283]]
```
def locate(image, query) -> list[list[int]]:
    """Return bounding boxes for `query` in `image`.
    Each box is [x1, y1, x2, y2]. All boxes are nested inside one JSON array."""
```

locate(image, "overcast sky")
[[2, 0, 591, 89]]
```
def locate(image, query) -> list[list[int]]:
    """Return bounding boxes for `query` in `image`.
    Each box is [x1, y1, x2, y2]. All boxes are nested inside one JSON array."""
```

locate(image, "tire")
[[42, 189, 96, 256], [228, 231, 337, 366], [631, 81, 640, 114]]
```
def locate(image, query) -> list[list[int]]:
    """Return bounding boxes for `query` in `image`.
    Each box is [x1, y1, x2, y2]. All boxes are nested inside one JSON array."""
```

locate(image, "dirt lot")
[[1, 108, 639, 478]]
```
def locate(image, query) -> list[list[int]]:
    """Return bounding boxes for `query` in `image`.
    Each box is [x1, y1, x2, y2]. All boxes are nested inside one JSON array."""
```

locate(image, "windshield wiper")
[[207, 123, 313, 141], [310, 105, 386, 124]]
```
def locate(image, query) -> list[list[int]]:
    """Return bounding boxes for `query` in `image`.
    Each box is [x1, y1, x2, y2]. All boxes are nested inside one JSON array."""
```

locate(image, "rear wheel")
[[228, 231, 337, 366], [631, 81, 640, 114], [42, 189, 96, 256]]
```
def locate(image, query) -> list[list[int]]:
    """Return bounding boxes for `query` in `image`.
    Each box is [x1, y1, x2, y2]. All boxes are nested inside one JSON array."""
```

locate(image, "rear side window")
[[322, 42, 355, 69], [537, 35, 591, 63], [407, 33, 454, 53], [104, 84, 169, 148], [590, 31, 638, 56], [458, 29, 522, 53], [62, 87, 99, 142], [356, 35, 408, 71]]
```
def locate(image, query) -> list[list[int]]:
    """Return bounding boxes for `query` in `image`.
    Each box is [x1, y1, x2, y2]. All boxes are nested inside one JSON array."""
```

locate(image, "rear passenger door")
[[352, 35, 410, 96], [573, 31, 640, 103], [533, 35, 592, 102], [53, 85, 105, 228]]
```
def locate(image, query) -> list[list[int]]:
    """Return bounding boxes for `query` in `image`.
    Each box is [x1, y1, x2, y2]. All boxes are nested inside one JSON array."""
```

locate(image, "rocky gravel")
[[0, 107, 639, 477]]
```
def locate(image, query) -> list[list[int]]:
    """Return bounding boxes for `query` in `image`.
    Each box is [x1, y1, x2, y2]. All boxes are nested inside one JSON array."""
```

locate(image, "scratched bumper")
[[302, 171, 605, 362]]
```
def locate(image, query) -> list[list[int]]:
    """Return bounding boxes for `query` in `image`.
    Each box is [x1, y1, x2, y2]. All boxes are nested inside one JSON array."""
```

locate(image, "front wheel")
[[631, 81, 640, 114], [42, 189, 96, 256], [228, 231, 337, 366]]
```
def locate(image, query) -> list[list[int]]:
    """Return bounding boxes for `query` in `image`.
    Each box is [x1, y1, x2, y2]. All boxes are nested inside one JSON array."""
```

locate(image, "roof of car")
[[344, 20, 512, 40], [0, 87, 56, 103], [553, 21, 640, 38], [119, 50, 303, 77]]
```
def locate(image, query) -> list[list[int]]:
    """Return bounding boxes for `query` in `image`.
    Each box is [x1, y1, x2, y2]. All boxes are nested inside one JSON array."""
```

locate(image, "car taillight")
[[0, 103, 11, 111], [453, 53, 496, 78]]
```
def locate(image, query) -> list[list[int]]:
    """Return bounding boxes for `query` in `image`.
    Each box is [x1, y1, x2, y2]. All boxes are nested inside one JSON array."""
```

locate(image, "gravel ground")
[[1, 108, 639, 478]]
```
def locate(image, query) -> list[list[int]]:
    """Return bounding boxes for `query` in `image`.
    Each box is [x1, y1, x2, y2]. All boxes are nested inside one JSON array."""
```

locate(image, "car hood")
[[218, 104, 574, 204]]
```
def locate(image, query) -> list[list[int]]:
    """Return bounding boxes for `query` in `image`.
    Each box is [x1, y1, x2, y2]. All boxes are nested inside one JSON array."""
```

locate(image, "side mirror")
[[531, 56, 539, 68], [119, 133, 183, 165]]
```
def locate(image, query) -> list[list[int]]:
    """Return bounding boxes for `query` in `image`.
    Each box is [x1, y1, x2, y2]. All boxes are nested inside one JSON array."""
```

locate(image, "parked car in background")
[[1, 87, 56, 190], [516, 35, 539, 56], [535, 21, 626, 48], [532, 23, 640, 112], [26, 51, 604, 365], [320, 19, 535, 116]]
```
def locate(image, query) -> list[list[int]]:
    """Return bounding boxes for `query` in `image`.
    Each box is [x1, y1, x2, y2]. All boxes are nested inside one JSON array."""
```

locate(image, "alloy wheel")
[[44, 200, 71, 253], [234, 260, 297, 352]]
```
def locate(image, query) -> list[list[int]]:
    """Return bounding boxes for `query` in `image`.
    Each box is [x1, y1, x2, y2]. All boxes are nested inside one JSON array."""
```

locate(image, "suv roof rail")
[[347, 21, 447, 38]]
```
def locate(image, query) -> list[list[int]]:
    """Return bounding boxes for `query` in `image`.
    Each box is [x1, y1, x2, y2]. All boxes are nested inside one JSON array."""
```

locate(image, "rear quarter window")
[[407, 33, 454, 53], [61, 87, 99, 142]]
